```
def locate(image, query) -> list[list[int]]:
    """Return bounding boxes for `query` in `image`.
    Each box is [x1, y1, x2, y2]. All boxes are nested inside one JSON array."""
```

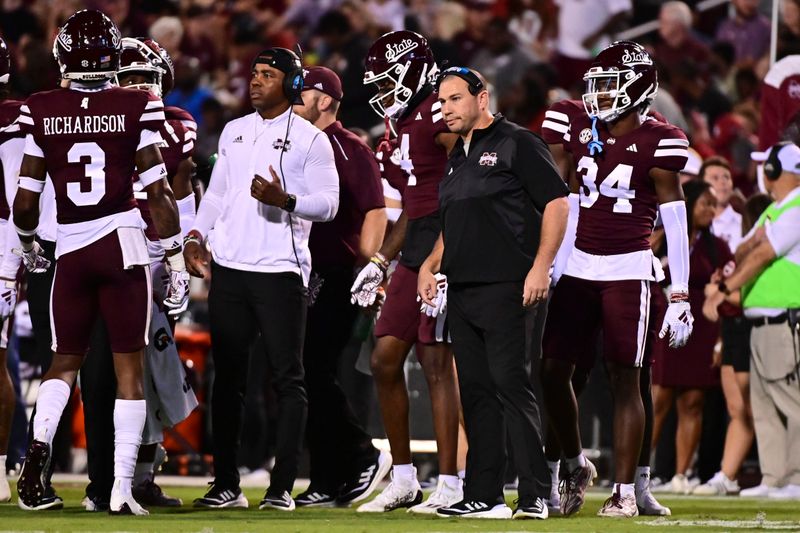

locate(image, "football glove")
[[659, 300, 694, 348], [419, 273, 447, 318], [163, 268, 190, 316], [13, 241, 51, 273], [0, 279, 16, 320], [351, 258, 387, 308]]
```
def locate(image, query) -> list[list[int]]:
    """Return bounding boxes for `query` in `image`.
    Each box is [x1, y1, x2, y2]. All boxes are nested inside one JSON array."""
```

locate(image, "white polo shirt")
[[192, 108, 339, 285], [711, 204, 743, 253]]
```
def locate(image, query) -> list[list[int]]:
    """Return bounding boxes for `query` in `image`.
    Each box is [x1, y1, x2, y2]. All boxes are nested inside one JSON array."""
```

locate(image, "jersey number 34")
[[577, 155, 635, 214]]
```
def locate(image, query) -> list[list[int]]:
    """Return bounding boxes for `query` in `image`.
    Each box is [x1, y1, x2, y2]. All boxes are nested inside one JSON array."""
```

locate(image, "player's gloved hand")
[[659, 295, 694, 348], [0, 278, 16, 320], [351, 253, 389, 308], [418, 273, 447, 317], [13, 241, 51, 273], [164, 268, 190, 316]]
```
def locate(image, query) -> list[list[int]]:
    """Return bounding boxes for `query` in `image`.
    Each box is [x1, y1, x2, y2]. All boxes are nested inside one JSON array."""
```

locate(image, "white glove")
[[13, 241, 51, 273], [163, 269, 190, 316], [0, 279, 16, 320], [350, 260, 386, 308], [419, 273, 447, 317], [659, 300, 694, 348]]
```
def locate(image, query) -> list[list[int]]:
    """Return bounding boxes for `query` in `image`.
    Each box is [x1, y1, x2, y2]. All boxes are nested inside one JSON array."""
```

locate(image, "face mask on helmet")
[[114, 37, 166, 97], [581, 41, 658, 123], [364, 60, 437, 119]]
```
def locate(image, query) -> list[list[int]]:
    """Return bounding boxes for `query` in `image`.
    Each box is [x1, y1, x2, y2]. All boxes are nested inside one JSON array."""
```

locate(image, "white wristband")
[[18, 176, 45, 193], [139, 163, 167, 187], [160, 232, 182, 253], [14, 223, 37, 238], [166, 252, 186, 272]]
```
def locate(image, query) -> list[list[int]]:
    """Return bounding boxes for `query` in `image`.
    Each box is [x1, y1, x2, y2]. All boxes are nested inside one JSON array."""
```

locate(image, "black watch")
[[283, 193, 296, 213], [718, 281, 732, 295]]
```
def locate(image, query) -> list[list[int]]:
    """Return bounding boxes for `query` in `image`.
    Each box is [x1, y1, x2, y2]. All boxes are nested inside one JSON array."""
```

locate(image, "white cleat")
[[598, 491, 639, 518], [692, 471, 740, 496], [0, 476, 9, 503], [356, 473, 422, 513], [408, 476, 463, 514], [740, 484, 770, 497], [110, 489, 149, 516], [768, 484, 800, 500], [637, 488, 671, 516]]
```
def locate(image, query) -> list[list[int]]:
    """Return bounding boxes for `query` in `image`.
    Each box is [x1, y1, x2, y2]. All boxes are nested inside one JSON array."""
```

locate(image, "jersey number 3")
[[577, 155, 635, 214], [67, 142, 106, 206]]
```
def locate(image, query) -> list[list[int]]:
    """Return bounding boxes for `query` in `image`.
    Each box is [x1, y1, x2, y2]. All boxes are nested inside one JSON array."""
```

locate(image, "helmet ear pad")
[[764, 141, 791, 180]]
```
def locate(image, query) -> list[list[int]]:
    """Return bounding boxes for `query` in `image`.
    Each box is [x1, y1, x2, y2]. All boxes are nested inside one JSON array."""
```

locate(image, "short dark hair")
[[698, 155, 730, 180]]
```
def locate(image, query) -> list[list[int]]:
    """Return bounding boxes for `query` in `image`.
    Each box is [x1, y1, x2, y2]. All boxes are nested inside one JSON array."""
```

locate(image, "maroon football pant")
[[51, 231, 151, 355]]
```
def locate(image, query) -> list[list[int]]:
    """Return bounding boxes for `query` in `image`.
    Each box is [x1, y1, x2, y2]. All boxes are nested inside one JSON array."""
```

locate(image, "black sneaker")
[[259, 489, 295, 511], [193, 483, 248, 508], [295, 489, 336, 507], [133, 479, 182, 507], [436, 499, 512, 519], [17, 440, 62, 511], [337, 450, 392, 505], [513, 496, 549, 519]]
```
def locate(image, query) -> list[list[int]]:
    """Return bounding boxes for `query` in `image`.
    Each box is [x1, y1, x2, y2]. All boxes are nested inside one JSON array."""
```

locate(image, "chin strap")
[[588, 116, 604, 156]]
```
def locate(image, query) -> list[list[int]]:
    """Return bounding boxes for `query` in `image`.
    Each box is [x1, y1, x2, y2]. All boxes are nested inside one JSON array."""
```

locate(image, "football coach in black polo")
[[418, 67, 569, 520]]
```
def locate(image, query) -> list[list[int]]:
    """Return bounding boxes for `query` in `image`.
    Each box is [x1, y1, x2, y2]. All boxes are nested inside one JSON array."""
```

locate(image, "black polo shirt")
[[439, 115, 568, 284]]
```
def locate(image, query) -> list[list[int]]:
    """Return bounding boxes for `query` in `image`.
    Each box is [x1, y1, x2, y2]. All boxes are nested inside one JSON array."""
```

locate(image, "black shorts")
[[400, 212, 441, 269], [721, 315, 751, 372]]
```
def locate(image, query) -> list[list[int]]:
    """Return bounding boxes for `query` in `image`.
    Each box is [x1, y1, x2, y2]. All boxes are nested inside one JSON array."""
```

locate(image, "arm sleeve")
[[765, 207, 800, 257], [659, 200, 690, 293], [0, 138, 22, 278], [191, 127, 229, 238], [513, 131, 569, 212], [294, 133, 339, 222]]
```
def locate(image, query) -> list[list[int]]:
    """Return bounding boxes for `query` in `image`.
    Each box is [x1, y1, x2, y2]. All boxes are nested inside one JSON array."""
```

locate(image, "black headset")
[[436, 66, 484, 95], [252, 47, 304, 104], [764, 141, 793, 181]]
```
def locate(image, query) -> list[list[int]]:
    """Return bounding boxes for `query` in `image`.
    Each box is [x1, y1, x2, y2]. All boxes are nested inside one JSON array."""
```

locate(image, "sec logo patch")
[[579, 128, 593, 144]]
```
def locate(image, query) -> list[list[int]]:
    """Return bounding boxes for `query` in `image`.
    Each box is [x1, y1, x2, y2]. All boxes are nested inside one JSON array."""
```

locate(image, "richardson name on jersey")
[[43, 114, 126, 136]]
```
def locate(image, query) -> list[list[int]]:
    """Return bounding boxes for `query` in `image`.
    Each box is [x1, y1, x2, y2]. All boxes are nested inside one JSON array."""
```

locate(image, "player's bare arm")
[[359, 207, 388, 264], [13, 154, 46, 239], [650, 166, 685, 204], [171, 157, 196, 200], [548, 142, 576, 188], [138, 143, 181, 256], [377, 208, 408, 262], [524, 196, 569, 306]]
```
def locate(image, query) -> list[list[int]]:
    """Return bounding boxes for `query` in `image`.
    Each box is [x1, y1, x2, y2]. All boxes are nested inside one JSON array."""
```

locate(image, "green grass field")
[[1, 485, 799, 532]]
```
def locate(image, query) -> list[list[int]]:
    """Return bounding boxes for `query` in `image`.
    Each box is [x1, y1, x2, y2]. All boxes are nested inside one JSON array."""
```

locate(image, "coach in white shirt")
[[184, 48, 339, 511]]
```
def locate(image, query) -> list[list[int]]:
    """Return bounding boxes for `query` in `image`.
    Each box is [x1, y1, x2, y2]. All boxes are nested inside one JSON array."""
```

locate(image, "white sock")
[[547, 460, 560, 481], [393, 464, 415, 483], [0, 455, 6, 478], [114, 400, 146, 481], [457, 469, 466, 480], [439, 474, 460, 489], [566, 454, 586, 472], [615, 482, 635, 498], [133, 460, 154, 487], [32, 379, 71, 445], [635, 466, 650, 493]]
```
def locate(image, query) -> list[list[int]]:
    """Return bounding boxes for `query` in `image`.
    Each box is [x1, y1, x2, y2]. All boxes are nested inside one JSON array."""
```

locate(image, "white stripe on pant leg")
[[0, 315, 9, 350], [49, 263, 58, 352], [635, 280, 650, 367], [143, 264, 152, 346]]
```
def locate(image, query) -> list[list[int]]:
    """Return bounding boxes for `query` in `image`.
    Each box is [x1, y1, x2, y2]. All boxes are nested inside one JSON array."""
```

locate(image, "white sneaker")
[[408, 476, 462, 514], [598, 491, 638, 518], [692, 471, 740, 496], [110, 480, 149, 516], [654, 474, 694, 495], [0, 476, 9, 503], [768, 484, 800, 499], [637, 488, 671, 516], [356, 472, 422, 512], [740, 484, 770, 497]]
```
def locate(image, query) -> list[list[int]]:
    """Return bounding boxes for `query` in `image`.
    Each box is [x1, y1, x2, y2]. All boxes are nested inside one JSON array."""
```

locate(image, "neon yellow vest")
[[742, 194, 800, 309]]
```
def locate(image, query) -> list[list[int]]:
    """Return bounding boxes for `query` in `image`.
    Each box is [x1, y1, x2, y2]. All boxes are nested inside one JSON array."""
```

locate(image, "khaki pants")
[[750, 321, 800, 486]]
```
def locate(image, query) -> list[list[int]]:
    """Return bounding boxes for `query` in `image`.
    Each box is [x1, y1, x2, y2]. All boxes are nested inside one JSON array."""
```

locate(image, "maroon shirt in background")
[[759, 56, 800, 149], [393, 89, 450, 220], [541, 99, 688, 256], [136, 106, 195, 241], [0, 99, 23, 220], [309, 121, 385, 269], [19, 87, 164, 225]]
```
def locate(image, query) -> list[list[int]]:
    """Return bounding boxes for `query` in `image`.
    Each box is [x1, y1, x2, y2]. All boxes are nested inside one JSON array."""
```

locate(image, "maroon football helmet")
[[0, 37, 9, 85], [53, 9, 122, 82], [364, 30, 437, 118], [582, 40, 658, 122], [115, 37, 175, 97]]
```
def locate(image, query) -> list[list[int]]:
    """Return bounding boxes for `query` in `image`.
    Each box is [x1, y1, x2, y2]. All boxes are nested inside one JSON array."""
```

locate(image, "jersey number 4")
[[67, 142, 105, 206], [399, 134, 417, 187], [577, 156, 635, 214]]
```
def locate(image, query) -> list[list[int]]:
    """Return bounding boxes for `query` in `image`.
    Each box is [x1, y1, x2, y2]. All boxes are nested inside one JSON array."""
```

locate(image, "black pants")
[[303, 266, 376, 493], [26, 239, 72, 472], [209, 263, 308, 492], [449, 281, 550, 503]]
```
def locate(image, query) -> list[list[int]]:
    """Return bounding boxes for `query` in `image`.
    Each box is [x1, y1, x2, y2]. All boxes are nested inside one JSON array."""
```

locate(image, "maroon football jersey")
[[18, 86, 165, 225], [136, 107, 194, 240], [376, 136, 406, 196], [541, 100, 688, 255], [0, 99, 24, 220], [392, 89, 449, 219]]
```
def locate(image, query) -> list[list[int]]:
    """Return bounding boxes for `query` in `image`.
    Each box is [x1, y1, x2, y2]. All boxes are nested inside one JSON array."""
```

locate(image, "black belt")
[[749, 313, 788, 327]]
